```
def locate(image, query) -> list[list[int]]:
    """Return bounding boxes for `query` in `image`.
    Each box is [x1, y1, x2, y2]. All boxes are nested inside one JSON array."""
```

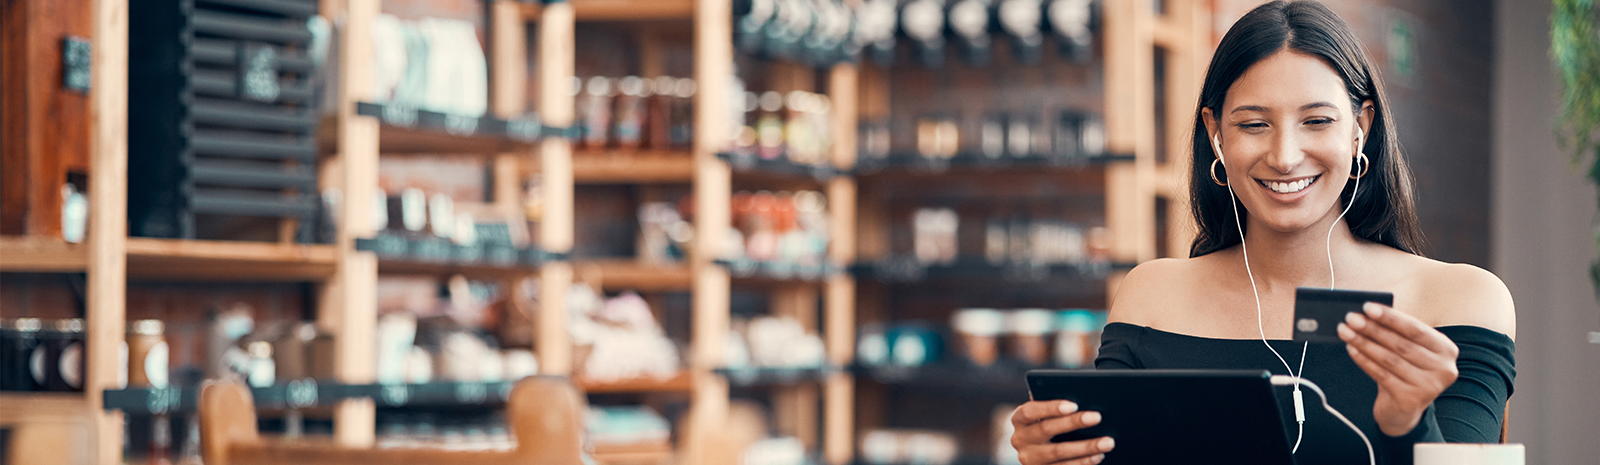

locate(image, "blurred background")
[[1, 0, 1596, 464]]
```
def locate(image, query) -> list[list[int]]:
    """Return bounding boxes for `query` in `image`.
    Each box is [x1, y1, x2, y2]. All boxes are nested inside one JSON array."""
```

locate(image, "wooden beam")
[[326, 0, 380, 448], [537, 0, 577, 377], [824, 64, 859, 465], [521, 0, 696, 22], [86, 0, 128, 462]]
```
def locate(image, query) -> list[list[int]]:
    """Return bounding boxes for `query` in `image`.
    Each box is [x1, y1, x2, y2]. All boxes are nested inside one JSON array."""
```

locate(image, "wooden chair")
[[200, 376, 585, 465]]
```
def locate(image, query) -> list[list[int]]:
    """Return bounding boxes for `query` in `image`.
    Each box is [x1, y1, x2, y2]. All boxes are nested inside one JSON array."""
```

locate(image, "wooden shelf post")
[[86, 0, 130, 462], [537, 0, 577, 377], [323, 0, 381, 447]]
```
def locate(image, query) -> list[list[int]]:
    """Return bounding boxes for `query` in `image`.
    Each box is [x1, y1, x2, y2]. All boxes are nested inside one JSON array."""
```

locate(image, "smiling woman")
[[1006, 2, 1517, 465]]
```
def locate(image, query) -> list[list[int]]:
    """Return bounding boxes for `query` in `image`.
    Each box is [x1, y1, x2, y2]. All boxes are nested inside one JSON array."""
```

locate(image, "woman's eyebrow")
[[1229, 102, 1338, 115]]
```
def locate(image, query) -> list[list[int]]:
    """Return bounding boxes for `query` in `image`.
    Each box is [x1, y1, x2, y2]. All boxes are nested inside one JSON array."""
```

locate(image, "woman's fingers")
[[1017, 436, 1114, 465], [1339, 311, 1453, 374], [1013, 409, 1104, 446], [1338, 320, 1433, 387], [1356, 303, 1459, 357], [1013, 401, 1078, 427]]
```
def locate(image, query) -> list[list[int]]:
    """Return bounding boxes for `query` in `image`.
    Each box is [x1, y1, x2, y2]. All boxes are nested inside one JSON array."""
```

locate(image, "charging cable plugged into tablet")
[[1270, 375, 1375, 465]]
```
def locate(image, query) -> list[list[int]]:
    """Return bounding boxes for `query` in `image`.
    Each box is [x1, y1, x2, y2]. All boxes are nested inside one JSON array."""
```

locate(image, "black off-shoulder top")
[[1095, 323, 1515, 465]]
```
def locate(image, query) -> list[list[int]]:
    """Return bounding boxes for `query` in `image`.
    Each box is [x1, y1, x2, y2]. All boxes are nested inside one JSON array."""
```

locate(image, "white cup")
[[1414, 443, 1525, 465]]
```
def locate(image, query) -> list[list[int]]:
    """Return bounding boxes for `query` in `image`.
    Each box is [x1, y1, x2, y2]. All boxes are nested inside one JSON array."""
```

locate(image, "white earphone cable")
[[1216, 127, 1364, 456]]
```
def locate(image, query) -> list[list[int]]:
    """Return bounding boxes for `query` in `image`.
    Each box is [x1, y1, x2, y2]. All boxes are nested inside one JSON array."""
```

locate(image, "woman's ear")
[[1356, 100, 1375, 148], [1201, 107, 1220, 142]]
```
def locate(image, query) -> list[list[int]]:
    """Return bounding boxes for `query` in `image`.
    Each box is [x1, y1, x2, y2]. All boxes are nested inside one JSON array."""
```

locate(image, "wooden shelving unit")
[[578, 259, 694, 292], [576, 371, 697, 394], [571, 150, 695, 184], [519, 0, 695, 22], [3, 1, 1198, 465], [0, 236, 88, 272]]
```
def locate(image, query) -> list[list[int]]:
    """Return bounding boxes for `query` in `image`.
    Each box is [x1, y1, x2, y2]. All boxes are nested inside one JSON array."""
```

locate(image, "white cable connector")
[[1270, 375, 1375, 465]]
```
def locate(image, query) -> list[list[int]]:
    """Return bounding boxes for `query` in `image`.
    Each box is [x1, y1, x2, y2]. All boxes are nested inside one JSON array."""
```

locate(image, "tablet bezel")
[[1025, 369, 1296, 465]]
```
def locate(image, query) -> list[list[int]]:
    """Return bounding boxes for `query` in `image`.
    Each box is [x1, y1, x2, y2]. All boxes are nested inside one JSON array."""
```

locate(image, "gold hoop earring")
[[1350, 153, 1370, 180], [1211, 158, 1228, 186]]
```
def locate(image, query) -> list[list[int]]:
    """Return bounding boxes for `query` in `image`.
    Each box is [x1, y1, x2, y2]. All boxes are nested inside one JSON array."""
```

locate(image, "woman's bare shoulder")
[[1110, 256, 1214, 327], [1395, 254, 1516, 339]]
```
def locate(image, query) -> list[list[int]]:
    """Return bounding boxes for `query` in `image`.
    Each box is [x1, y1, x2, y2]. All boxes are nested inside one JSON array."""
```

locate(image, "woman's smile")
[[1258, 174, 1320, 195]]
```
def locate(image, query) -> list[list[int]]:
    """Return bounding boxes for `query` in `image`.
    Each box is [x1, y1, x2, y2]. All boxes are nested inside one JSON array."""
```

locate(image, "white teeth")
[[1263, 177, 1315, 194]]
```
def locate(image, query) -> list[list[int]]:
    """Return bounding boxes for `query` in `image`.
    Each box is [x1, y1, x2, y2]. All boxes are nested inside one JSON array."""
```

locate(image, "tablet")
[[1025, 369, 1295, 465]]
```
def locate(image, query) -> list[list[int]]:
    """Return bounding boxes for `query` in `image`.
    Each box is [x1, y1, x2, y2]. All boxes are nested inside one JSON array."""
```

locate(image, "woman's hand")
[[1009, 400, 1116, 465], [1338, 302, 1460, 437]]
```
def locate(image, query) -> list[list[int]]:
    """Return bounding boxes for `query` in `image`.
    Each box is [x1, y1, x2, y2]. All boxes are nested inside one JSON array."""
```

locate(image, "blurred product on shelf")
[[867, 308, 1107, 369], [728, 88, 836, 168], [860, 429, 959, 465], [1004, 309, 1055, 365], [377, 411, 516, 452], [126, 0, 327, 242], [61, 183, 89, 243], [1046, 0, 1096, 62], [735, 0, 860, 65], [856, 0, 899, 64], [913, 207, 959, 265], [369, 15, 487, 117], [723, 190, 832, 269], [742, 436, 809, 465], [587, 405, 672, 450], [977, 208, 1110, 269], [859, 118, 893, 162], [856, 322, 944, 368], [992, 403, 1022, 465], [0, 318, 44, 391], [1053, 309, 1105, 368], [902, 0, 948, 66], [568, 286, 681, 382], [915, 115, 961, 166], [731, 316, 827, 370], [951, 309, 1005, 366], [949, 0, 994, 66], [129, 319, 170, 389], [575, 75, 698, 152], [999, 0, 1046, 63], [637, 201, 694, 265], [0, 318, 90, 393]]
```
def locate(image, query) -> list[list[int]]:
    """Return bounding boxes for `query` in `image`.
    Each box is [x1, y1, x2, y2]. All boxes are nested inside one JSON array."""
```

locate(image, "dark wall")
[[1214, 0, 1496, 266]]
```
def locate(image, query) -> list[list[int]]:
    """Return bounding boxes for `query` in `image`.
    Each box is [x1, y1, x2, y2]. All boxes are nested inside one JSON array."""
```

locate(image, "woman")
[[1008, 2, 1516, 464]]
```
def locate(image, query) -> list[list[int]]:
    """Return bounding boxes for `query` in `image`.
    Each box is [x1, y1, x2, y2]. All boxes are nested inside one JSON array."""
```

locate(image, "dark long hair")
[[1189, 0, 1423, 257]]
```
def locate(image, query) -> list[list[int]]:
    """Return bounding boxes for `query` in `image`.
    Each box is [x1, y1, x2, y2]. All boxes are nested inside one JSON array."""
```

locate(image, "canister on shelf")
[[1006, 309, 1055, 365], [244, 341, 275, 388], [1053, 309, 1099, 368], [1, 318, 44, 391], [44, 319, 87, 392], [128, 319, 170, 388], [611, 76, 648, 150], [951, 309, 1004, 366]]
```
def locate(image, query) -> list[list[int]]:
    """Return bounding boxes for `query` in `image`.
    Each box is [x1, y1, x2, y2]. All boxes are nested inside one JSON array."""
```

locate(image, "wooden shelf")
[[317, 103, 546, 155], [125, 237, 338, 281], [571, 150, 695, 184], [592, 441, 674, 465], [577, 259, 693, 292], [0, 392, 92, 426], [576, 371, 696, 394], [522, 0, 695, 22], [0, 236, 88, 273]]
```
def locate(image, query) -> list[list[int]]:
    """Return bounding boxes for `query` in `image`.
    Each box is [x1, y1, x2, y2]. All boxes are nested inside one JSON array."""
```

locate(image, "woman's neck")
[[1239, 210, 1363, 292]]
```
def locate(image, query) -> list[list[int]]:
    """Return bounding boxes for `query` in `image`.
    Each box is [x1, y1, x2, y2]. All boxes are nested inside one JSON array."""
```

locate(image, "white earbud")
[[1212, 133, 1225, 166]]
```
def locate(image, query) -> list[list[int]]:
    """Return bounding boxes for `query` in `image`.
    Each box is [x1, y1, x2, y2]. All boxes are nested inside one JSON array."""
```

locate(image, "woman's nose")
[[1265, 131, 1305, 174]]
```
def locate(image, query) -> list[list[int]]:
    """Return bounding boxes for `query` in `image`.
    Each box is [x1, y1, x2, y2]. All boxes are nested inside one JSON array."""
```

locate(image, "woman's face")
[[1203, 50, 1373, 236]]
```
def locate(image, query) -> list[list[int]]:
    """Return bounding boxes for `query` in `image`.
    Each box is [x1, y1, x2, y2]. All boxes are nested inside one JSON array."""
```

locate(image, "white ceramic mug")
[[1414, 443, 1525, 465]]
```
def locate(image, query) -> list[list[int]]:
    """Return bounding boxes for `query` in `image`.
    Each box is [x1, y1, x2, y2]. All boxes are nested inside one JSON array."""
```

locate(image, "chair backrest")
[[1499, 400, 1510, 444], [200, 377, 586, 465]]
